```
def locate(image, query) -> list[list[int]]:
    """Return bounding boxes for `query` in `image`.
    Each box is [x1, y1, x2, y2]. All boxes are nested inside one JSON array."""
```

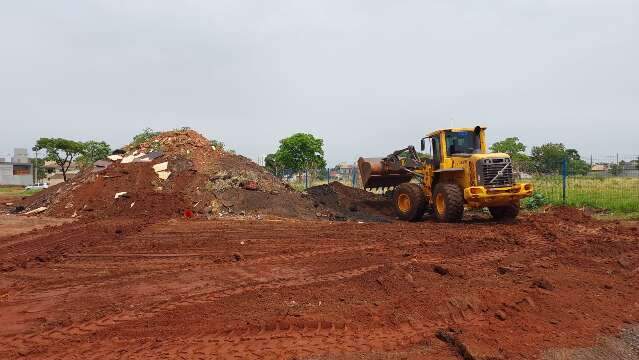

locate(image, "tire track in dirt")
[[4, 247, 509, 358]]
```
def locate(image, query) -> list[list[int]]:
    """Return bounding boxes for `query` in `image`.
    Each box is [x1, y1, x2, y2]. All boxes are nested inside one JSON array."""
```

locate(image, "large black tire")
[[488, 203, 520, 221], [393, 183, 427, 221], [432, 183, 464, 222]]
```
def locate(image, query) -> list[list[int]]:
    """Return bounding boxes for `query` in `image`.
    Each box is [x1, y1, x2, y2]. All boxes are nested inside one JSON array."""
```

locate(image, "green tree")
[[210, 139, 225, 150], [35, 138, 86, 182], [530, 143, 589, 175], [490, 137, 526, 155], [131, 128, 160, 148], [274, 133, 326, 177], [609, 163, 623, 176], [264, 153, 282, 176], [77, 141, 111, 167], [30, 158, 46, 182], [490, 137, 531, 171]]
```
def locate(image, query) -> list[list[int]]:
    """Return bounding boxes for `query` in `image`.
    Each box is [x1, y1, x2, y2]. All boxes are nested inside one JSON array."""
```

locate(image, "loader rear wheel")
[[489, 203, 520, 221], [432, 183, 464, 222], [393, 183, 426, 221]]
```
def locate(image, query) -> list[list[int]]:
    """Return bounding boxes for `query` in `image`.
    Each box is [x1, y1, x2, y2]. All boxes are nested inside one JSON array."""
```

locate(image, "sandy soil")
[[1, 208, 638, 359]]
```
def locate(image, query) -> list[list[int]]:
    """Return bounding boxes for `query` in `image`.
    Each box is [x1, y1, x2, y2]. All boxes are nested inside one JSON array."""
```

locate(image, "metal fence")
[[277, 155, 639, 214], [518, 156, 639, 214]]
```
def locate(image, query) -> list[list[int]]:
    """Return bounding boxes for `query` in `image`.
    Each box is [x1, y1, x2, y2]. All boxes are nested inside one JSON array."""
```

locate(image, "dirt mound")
[[306, 182, 395, 222], [19, 130, 321, 220]]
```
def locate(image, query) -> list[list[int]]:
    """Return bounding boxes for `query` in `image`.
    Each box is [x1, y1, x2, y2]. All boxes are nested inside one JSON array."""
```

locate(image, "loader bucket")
[[358, 157, 414, 189]]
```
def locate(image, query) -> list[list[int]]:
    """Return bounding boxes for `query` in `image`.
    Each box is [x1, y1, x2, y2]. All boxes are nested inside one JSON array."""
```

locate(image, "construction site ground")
[[1, 208, 638, 359]]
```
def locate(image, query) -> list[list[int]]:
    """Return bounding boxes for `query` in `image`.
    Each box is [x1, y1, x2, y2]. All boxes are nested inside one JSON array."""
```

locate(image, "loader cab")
[[422, 126, 487, 169]]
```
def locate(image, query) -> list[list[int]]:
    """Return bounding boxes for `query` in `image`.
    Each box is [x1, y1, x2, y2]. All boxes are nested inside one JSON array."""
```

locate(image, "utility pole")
[[32, 147, 38, 185]]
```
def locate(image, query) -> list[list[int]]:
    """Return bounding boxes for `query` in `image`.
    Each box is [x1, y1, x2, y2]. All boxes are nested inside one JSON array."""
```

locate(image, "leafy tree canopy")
[[530, 143, 589, 175], [77, 141, 111, 167], [274, 133, 326, 173], [264, 153, 282, 175], [35, 138, 86, 181], [131, 128, 160, 148], [490, 137, 526, 156], [490, 137, 531, 172]]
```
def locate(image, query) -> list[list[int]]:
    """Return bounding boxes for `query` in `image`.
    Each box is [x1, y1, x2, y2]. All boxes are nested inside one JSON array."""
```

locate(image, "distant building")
[[330, 162, 355, 180], [44, 161, 81, 185], [590, 163, 608, 172], [0, 148, 33, 186]]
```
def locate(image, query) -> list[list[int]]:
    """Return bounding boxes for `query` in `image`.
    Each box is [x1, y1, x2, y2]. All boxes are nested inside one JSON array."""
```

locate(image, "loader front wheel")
[[488, 203, 520, 221], [393, 183, 426, 221], [432, 183, 464, 222]]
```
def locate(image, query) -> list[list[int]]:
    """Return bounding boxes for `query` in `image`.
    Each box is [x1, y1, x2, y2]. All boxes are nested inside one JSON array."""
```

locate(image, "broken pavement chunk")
[[114, 192, 128, 199], [107, 154, 123, 161], [153, 162, 169, 172], [24, 207, 47, 215], [121, 155, 135, 164], [136, 151, 163, 162], [157, 171, 171, 180]]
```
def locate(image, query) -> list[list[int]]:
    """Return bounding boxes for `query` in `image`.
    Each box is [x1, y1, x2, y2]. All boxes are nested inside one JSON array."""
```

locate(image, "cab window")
[[445, 131, 481, 156]]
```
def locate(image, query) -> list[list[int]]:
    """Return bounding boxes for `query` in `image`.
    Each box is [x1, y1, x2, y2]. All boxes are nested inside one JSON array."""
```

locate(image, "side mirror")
[[420, 138, 426, 151], [474, 126, 482, 136]]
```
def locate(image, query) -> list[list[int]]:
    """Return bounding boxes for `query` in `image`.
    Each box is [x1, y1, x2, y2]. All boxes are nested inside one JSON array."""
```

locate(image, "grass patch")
[[0, 186, 41, 197], [528, 176, 639, 214]]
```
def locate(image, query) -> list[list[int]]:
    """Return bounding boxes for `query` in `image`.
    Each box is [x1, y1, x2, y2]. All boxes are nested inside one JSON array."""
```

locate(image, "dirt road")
[[1, 208, 638, 359]]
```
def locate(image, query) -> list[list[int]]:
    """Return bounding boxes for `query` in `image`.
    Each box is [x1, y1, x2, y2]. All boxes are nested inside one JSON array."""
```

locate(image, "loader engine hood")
[[471, 153, 515, 188]]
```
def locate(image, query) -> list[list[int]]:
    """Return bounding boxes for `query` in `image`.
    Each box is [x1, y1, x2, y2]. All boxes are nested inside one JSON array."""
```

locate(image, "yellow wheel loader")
[[358, 126, 533, 222]]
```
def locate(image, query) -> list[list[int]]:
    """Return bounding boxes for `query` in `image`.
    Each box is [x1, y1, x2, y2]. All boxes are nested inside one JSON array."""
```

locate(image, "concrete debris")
[[157, 171, 171, 180], [130, 202, 135, 208], [136, 151, 163, 162], [93, 160, 112, 172], [121, 155, 135, 164], [24, 207, 47, 215], [153, 162, 169, 172], [107, 155, 123, 161], [114, 192, 128, 199]]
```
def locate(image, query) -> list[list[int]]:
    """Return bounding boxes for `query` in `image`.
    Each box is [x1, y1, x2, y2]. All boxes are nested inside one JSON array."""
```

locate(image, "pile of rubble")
[[15, 129, 402, 222], [18, 130, 321, 220]]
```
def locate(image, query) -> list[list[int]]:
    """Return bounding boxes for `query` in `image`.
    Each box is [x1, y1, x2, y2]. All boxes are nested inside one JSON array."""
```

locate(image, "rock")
[[10, 206, 25, 214], [497, 266, 514, 274], [201, 206, 213, 214], [495, 310, 508, 321], [152, 162, 169, 172], [157, 171, 171, 180], [532, 278, 554, 291], [433, 265, 450, 276], [24, 207, 47, 215], [114, 192, 128, 199], [107, 154, 123, 161], [243, 181, 258, 191], [232, 253, 243, 262]]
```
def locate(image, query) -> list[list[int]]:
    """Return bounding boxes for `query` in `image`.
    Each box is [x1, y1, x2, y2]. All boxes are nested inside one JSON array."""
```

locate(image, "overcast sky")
[[1, 0, 637, 164]]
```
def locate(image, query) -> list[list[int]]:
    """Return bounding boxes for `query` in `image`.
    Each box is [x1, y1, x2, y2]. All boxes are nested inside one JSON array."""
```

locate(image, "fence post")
[[562, 158, 568, 205], [305, 169, 308, 189], [351, 168, 356, 187]]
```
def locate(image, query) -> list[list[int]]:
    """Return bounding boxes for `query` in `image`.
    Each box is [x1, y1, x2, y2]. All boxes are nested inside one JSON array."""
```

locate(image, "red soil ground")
[[1, 207, 638, 359]]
